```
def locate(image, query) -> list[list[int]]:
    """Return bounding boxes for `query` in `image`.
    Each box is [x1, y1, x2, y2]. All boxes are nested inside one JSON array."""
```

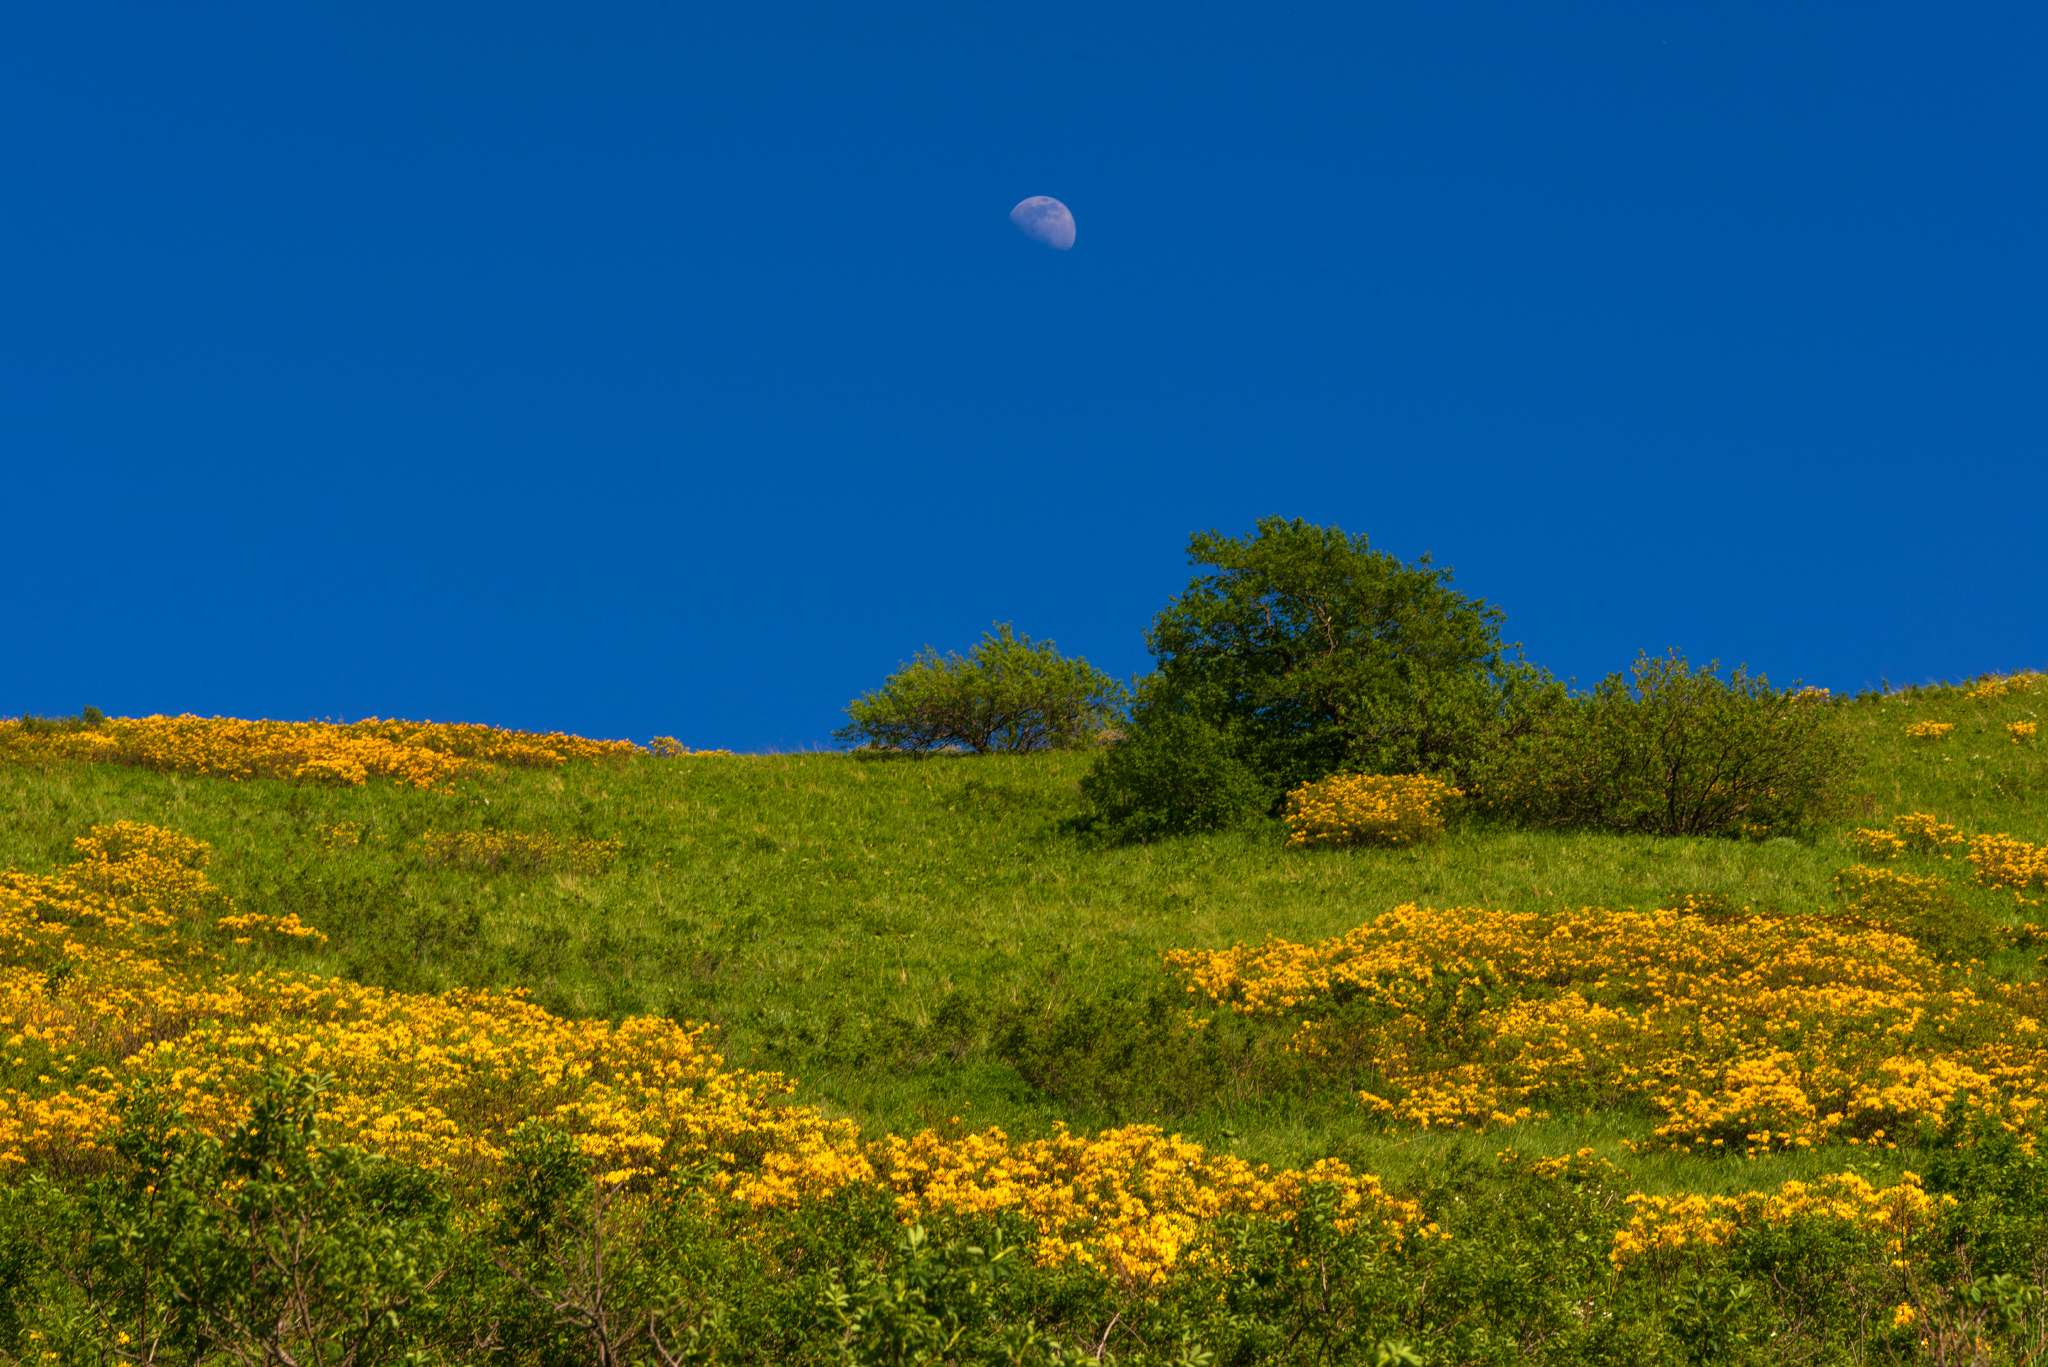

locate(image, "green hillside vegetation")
[[2, 677, 2041, 1182], [1, 679, 2045, 1361]]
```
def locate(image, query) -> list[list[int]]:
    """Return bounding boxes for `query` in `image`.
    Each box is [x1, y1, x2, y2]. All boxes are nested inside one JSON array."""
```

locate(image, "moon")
[[1010, 196, 1076, 250]]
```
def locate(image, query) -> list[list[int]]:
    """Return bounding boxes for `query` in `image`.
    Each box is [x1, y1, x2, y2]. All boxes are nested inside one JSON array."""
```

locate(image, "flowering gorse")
[[1166, 900, 2048, 1154], [1609, 1170, 1947, 1266], [1966, 673, 2042, 702], [2012, 721, 2039, 746], [1849, 828, 1908, 861], [650, 737, 736, 757], [1893, 811, 1967, 854], [1906, 721, 1956, 740], [1970, 834, 2048, 893], [1283, 773, 1460, 850], [0, 714, 641, 789], [0, 822, 1422, 1284]]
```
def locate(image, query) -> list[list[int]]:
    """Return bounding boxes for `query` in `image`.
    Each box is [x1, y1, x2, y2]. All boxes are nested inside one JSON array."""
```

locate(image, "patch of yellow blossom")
[[1893, 811, 1967, 854], [1850, 829, 1908, 861], [649, 737, 736, 757], [0, 823, 865, 1195], [1833, 864, 1951, 918], [869, 1125, 1431, 1285], [1283, 773, 1460, 850], [1966, 673, 2042, 702], [1166, 902, 2048, 1152], [1609, 1170, 1948, 1267], [214, 912, 328, 945], [0, 823, 1410, 1285], [2013, 721, 2039, 746], [1906, 721, 1956, 740], [0, 714, 641, 790], [1971, 834, 2048, 893], [420, 829, 622, 876]]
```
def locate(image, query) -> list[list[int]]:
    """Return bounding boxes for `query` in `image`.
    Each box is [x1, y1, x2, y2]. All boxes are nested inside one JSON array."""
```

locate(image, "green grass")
[[2, 679, 2043, 1191]]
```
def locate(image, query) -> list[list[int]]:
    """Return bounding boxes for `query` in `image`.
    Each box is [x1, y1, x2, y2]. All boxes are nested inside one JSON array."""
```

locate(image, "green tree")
[[835, 624, 1125, 756], [1081, 518, 1551, 838]]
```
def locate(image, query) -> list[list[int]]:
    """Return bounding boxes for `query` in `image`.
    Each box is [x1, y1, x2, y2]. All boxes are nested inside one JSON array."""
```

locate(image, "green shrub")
[[1083, 518, 1553, 840], [50, 1071, 458, 1364], [835, 623, 1124, 756], [1074, 711, 1270, 840], [1478, 651, 1858, 838]]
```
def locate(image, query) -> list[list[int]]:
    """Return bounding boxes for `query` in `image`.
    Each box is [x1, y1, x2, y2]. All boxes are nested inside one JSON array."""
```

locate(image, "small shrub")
[[2011, 721, 2038, 746], [1849, 828, 1906, 861], [1907, 720, 1955, 740], [1893, 812, 1966, 854], [836, 623, 1124, 756], [1074, 711, 1269, 841], [1283, 773, 1460, 849], [1478, 651, 1858, 838], [649, 737, 734, 756], [1970, 834, 2048, 892]]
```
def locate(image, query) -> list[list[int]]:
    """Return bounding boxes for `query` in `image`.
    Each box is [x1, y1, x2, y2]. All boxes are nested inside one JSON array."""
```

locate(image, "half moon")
[[1010, 196, 1076, 250]]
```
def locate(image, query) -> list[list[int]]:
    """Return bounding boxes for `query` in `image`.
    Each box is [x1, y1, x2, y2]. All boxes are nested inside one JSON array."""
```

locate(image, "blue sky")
[[3, 3, 2042, 749]]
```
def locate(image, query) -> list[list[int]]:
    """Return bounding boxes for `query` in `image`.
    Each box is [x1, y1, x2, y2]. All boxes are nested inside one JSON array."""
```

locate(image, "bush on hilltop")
[[835, 623, 1125, 756]]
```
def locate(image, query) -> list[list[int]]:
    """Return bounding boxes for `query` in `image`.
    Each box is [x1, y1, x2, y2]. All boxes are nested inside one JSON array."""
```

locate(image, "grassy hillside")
[[1, 680, 2045, 1362], [3, 679, 2041, 1186]]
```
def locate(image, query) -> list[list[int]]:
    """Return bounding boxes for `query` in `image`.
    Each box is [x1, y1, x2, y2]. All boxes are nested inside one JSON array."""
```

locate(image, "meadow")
[[0, 679, 2044, 1363]]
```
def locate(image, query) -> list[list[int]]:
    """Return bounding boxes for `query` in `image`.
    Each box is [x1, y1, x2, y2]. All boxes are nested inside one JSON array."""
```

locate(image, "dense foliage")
[[836, 624, 1125, 756], [1080, 519, 1553, 840], [1476, 651, 1859, 838]]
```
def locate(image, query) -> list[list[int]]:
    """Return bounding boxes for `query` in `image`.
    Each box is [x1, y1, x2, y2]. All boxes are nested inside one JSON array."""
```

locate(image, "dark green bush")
[[836, 623, 1124, 756], [1074, 712, 1270, 841], [1477, 650, 1858, 838], [1082, 518, 1553, 841]]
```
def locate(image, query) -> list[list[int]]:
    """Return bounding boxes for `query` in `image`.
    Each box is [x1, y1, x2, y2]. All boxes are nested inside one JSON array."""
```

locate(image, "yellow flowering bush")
[[1970, 834, 2048, 892], [1282, 773, 1459, 849], [1166, 900, 2048, 1153], [1966, 673, 2041, 702], [2012, 721, 2039, 745], [1608, 1170, 1947, 1266], [1849, 828, 1907, 860], [1906, 721, 1955, 740], [869, 1125, 1428, 1285], [419, 829, 622, 876], [0, 714, 641, 790], [650, 736, 736, 757], [1893, 811, 1966, 854]]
